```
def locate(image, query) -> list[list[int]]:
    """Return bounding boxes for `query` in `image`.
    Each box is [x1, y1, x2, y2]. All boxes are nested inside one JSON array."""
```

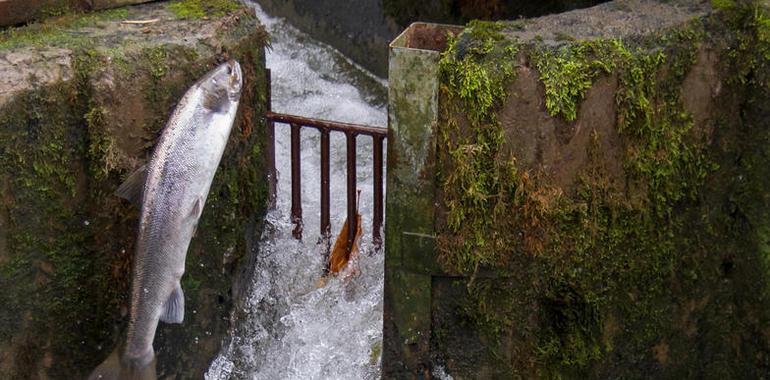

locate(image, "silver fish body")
[[89, 60, 242, 380]]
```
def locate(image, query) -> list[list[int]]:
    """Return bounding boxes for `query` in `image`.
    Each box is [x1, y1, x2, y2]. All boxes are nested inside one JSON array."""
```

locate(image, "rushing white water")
[[206, 2, 387, 379]]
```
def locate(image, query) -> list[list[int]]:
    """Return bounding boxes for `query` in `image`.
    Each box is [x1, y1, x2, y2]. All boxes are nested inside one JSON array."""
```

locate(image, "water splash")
[[206, 2, 386, 379], [433, 366, 455, 380]]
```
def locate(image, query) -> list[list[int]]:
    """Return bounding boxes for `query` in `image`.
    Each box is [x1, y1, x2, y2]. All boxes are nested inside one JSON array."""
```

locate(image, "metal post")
[[320, 129, 331, 239], [290, 123, 303, 239], [346, 132, 357, 252], [266, 70, 277, 209], [265, 111, 386, 247], [373, 135, 384, 249]]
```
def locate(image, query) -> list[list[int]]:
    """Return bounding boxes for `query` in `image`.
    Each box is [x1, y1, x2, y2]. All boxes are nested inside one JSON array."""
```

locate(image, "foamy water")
[[206, 2, 387, 379]]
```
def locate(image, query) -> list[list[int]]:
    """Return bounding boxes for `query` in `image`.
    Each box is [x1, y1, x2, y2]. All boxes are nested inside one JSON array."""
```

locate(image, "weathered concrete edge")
[[0, 0, 153, 27]]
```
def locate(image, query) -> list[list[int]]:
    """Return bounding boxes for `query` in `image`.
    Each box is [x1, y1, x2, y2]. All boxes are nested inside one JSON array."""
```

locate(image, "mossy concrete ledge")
[[385, 0, 770, 378], [0, 2, 269, 378], [0, 0, 154, 28]]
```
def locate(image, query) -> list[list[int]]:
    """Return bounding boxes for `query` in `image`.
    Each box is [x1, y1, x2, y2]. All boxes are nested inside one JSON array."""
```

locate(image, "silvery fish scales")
[[89, 60, 243, 380]]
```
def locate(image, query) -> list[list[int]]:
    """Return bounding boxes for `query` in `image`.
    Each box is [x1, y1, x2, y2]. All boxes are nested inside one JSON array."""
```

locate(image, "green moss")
[[166, 0, 241, 20], [147, 46, 170, 80], [440, 21, 519, 125], [369, 341, 383, 365], [0, 8, 129, 50], [69, 8, 129, 28], [436, 4, 770, 377], [39, 2, 76, 18], [436, 20, 520, 272], [718, 0, 770, 86], [616, 26, 713, 217], [531, 39, 627, 121], [0, 74, 103, 375], [0, 26, 77, 50], [85, 107, 119, 180]]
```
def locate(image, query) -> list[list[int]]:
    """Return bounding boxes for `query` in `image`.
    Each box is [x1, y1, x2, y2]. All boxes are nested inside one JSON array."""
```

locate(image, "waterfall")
[[206, 2, 387, 379]]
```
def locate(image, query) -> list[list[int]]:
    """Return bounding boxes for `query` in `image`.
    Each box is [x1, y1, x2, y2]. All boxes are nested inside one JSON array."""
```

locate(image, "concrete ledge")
[[0, 0, 154, 27]]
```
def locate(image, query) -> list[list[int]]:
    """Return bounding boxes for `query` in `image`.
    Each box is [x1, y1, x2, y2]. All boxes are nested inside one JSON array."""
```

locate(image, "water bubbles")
[[206, 2, 386, 379], [433, 365, 455, 380]]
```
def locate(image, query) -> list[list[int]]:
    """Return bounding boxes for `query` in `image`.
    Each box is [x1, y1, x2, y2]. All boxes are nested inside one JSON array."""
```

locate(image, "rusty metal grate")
[[264, 72, 386, 254]]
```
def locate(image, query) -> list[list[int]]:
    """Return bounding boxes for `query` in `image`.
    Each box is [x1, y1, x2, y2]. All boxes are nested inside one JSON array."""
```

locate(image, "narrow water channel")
[[206, 2, 387, 379]]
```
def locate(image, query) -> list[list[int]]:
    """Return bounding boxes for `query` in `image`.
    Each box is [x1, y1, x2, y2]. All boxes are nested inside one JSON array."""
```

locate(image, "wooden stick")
[[121, 18, 160, 25]]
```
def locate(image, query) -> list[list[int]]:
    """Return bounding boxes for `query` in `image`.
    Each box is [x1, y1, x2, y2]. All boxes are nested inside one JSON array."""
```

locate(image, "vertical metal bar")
[[320, 129, 331, 239], [372, 135, 384, 249], [266, 70, 277, 209], [346, 132, 357, 252], [290, 123, 303, 239]]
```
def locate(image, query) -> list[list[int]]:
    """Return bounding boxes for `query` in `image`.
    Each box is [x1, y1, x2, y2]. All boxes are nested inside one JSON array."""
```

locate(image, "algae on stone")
[[389, 0, 770, 377], [0, 3, 269, 378]]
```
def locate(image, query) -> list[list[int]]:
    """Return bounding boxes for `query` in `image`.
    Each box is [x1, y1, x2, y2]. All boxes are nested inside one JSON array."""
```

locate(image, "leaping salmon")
[[89, 60, 243, 380]]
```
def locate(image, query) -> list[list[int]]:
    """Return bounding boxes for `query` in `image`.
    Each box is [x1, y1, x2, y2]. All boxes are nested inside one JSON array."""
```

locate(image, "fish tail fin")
[[88, 347, 157, 380]]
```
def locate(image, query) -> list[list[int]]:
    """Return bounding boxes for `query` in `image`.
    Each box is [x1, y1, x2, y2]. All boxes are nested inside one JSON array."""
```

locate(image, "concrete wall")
[[0, 3, 269, 378], [385, 0, 770, 377]]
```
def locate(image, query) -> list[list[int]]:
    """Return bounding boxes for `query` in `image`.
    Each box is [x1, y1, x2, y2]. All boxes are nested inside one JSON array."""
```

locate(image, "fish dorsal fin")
[[159, 283, 184, 324], [116, 164, 148, 206]]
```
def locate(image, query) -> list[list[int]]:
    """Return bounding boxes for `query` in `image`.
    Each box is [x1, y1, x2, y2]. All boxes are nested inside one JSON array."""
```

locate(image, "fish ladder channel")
[[207, 2, 387, 378]]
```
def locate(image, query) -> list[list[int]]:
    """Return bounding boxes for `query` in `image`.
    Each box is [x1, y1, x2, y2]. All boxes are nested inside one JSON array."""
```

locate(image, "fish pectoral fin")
[[159, 284, 185, 324], [190, 197, 203, 220], [189, 198, 204, 237], [115, 164, 148, 206]]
